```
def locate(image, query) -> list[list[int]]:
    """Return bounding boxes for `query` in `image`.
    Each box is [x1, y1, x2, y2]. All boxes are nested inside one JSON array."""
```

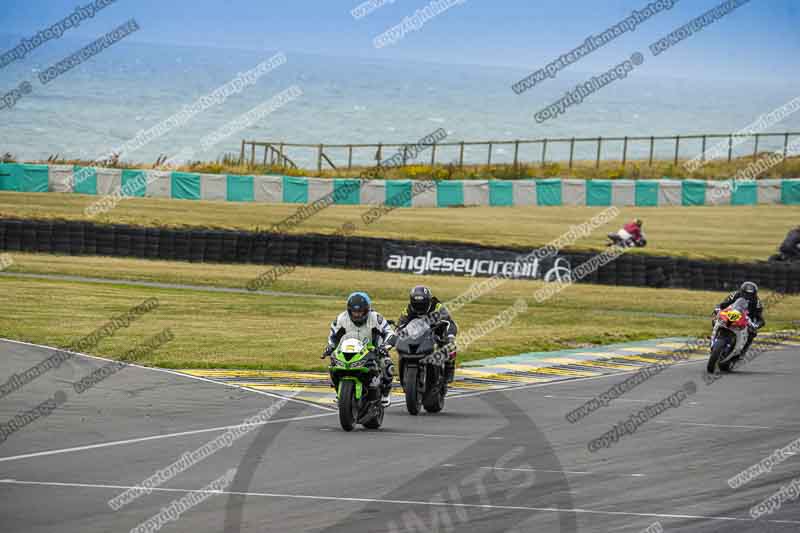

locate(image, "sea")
[[1, 37, 799, 170]]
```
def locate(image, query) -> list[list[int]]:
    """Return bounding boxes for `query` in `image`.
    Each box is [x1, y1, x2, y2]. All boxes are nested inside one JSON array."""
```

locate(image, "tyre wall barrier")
[[0, 218, 797, 294]]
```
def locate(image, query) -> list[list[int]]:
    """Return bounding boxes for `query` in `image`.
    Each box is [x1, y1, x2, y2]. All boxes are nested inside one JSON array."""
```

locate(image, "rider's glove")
[[321, 345, 334, 359]]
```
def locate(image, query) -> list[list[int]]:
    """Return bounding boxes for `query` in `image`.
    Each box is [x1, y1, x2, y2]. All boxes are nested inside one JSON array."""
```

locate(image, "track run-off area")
[[1, 332, 800, 532]]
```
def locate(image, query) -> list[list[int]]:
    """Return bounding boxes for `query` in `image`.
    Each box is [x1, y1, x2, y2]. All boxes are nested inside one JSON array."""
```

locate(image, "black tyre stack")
[[190, 231, 209, 263], [4, 220, 22, 251], [173, 230, 191, 261], [145, 228, 160, 259], [235, 232, 252, 264], [158, 229, 175, 261], [20, 220, 37, 252], [1, 217, 799, 295], [130, 227, 147, 259]]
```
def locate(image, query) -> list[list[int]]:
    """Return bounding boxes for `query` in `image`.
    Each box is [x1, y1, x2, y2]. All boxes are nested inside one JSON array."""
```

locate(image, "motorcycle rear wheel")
[[423, 366, 446, 413]]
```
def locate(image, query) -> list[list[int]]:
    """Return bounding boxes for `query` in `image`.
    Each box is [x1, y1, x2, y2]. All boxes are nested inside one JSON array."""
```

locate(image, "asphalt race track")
[[1, 338, 799, 532]]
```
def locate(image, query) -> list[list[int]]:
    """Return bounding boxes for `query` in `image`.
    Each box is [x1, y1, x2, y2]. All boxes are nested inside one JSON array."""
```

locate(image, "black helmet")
[[740, 281, 758, 300], [347, 292, 371, 326], [409, 286, 432, 315]]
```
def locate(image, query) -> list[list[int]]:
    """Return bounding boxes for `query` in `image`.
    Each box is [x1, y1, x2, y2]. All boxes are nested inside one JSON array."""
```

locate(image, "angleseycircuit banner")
[[382, 241, 573, 282]]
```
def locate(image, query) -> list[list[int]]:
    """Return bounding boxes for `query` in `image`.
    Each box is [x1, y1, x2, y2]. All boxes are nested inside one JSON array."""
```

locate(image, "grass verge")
[[1, 254, 798, 371]]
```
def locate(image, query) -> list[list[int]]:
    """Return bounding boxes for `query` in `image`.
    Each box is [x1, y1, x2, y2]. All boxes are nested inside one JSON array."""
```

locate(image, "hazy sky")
[[1, 0, 798, 82]]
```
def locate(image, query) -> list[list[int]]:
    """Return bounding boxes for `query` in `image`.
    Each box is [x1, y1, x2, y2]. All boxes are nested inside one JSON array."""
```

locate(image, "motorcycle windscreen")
[[730, 297, 750, 314], [397, 318, 435, 354]]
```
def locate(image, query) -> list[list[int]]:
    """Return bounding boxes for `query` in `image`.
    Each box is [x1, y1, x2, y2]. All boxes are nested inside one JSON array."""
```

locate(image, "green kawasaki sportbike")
[[329, 337, 386, 431]]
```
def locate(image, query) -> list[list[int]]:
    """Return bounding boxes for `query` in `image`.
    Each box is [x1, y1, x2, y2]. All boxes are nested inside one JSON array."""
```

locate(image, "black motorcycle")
[[395, 318, 450, 415]]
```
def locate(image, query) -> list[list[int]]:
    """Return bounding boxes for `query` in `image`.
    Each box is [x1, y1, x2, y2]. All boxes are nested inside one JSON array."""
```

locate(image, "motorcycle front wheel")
[[404, 366, 423, 415], [338, 380, 358, 431], [707, 336, 729, 374]]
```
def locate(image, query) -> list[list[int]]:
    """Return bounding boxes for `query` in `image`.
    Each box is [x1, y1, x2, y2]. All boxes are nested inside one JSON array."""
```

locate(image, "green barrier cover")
[[437, 181, 464, 207], [489, 181, 513, 206], [171, 172, 201, 200], [73, 165, 97, 195], [682, 179, 706, 206], [333, 179, 360, 205], [536, 179, 562, 206], [121, 169, 146, 197], [18, 164, 49, 192], [282, 176, 308, 204], [781, 179, 800, 205], [635, 181, 659, 206], [385, 180, 412, 207], [227, 175, 254, 202], [586, 180, 612, 206], [0, 163, 20, 191], [731, 180, 757, 205]]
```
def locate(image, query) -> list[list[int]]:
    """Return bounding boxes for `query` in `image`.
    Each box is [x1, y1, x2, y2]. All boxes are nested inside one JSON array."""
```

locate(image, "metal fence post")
[[250, 143, 256, 167], [674, 135, 680, 166], [569, 138, 575, 169], [701, 135, 706, 162], [376, 143, 383, 167], [513, 140, 519, 169], [622, 136, 628, 166], [648, 136, 654, 166], [728, 135, 733, 162], [487, 142, 493, 166], [402, 145, 408, 166], [596, 137, 602, 169], [541, 139, 548, 165], [783, 133, 790, 173], [318, 144, 323, 173], [347, 145, 353, 170], [430, 143, 437, 166], [263, 145, 269, 166], [459, 142, 465, 168], [753, 134, 760, 160], [240, 140, 246, 165], [279, 143, 285, 168]]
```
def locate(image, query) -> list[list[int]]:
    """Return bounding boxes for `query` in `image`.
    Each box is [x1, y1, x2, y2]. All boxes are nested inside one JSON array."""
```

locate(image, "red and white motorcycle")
[[707, 297, 752, 373]]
